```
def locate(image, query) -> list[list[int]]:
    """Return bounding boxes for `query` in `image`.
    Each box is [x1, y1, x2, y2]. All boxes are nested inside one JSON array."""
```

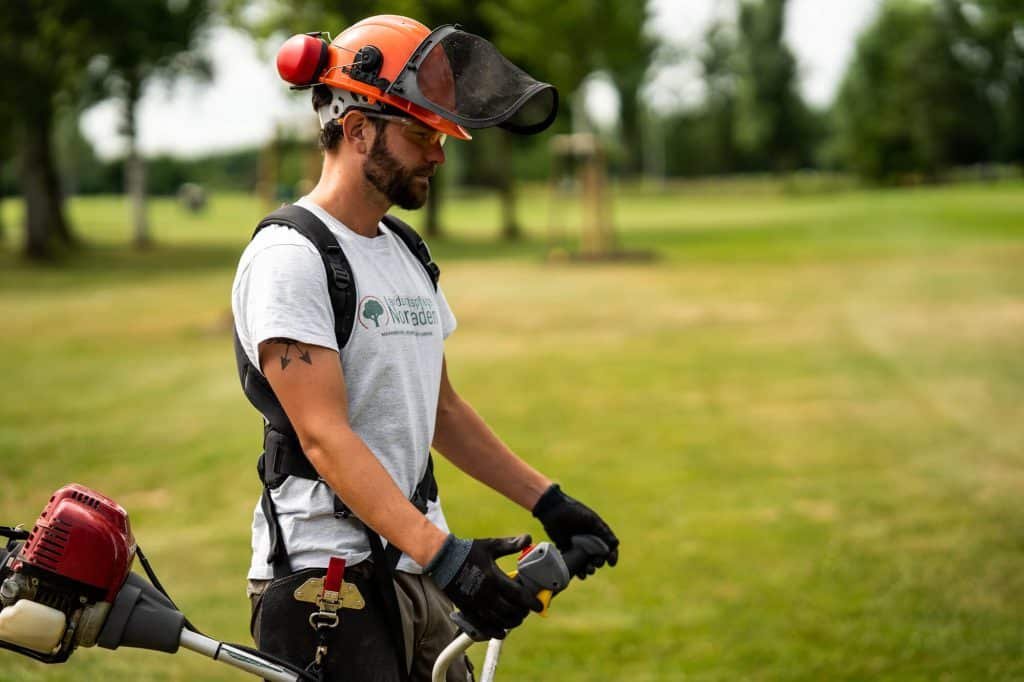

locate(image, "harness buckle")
[[293, 557, 366, 611], [330, 264, 351, 290], [309, 611, 340, 630]]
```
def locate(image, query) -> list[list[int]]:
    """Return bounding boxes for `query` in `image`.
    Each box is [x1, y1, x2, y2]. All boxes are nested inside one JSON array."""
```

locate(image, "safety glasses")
[[360, 111, 448, 148]]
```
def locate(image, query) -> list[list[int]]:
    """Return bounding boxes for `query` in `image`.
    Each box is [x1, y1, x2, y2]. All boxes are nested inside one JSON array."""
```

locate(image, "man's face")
[[362, 122, 440, 210]]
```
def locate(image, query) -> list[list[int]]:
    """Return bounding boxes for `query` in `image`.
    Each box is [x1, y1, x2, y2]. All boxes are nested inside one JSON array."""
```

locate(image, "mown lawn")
[[1, 180, 1023, 681]]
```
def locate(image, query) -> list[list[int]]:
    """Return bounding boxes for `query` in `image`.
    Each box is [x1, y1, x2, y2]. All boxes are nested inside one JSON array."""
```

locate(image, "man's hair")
[[312, 85, 386, 153]]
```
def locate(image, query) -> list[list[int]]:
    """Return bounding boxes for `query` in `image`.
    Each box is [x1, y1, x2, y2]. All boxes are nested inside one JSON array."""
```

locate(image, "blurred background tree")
[[733, 0, 817, 171], [943, 0, 1024, 164], [0, 0, 209, 259], [835, 0, 995, 181], [84, 0, 212, 248], [0, 1, 86, 259]]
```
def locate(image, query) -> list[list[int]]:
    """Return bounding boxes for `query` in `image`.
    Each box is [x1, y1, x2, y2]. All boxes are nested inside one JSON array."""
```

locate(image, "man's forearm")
[[432, 392, 551, 510], [301, 427, 447, 566]]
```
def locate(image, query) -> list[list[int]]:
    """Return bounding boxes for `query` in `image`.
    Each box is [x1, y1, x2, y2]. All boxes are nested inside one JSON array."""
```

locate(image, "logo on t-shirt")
[[360, 296, 387, 328], [359, 294, 439, 337]]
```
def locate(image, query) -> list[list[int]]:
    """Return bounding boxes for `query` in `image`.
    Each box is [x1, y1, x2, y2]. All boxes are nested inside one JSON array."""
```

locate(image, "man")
[[231, 15, 618, 681]]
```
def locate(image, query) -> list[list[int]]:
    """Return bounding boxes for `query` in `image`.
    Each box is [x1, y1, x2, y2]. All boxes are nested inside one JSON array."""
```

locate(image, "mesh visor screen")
[[415, 32, 557, 134]]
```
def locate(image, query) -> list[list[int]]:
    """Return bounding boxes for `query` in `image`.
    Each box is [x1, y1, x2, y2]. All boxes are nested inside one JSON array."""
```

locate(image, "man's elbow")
[[295, 422, 351, 471], [434, 392, 462, 433]]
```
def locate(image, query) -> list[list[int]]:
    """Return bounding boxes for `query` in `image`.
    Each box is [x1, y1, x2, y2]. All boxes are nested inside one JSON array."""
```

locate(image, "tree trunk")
[[496, 131, 520, 241], [424, 166, 444, 239], [19, 111, 71, 260], [127, 151, 149, 248], [616, 80, 643, 177], [125, 78, 150, 248]]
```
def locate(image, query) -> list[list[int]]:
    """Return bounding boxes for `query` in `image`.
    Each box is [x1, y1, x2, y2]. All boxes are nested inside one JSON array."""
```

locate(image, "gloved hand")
[[532, 484, 619, 579], [426, 534, 543, 640]]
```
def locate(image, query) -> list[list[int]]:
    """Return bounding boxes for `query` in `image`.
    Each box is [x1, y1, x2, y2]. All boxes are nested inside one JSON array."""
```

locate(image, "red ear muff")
[[276, 33, 330, 87]]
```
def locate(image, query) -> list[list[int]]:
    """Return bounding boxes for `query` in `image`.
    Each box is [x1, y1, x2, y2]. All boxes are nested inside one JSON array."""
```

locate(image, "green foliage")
[[221, 0, 390, 39], [699, 20, 742, 172], [835, 0, 1001, 181], [54, 107, 119, 195], [0, 0, 215, 256], [480, 0, 654, 168], [733, 0, 818, 171], [657, 1, 821, 177], [0, 1, 104, 255], [85, 0, 212, 93], [941, 0, 1024, 163]]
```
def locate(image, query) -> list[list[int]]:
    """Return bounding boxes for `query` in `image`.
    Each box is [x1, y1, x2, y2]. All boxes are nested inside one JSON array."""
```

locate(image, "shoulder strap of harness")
[[254, 204, 358, 347], [381, 213, 441, 291]]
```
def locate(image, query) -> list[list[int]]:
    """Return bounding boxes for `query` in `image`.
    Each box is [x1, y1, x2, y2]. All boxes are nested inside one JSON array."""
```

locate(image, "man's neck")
[[307, 158, 390, 238]]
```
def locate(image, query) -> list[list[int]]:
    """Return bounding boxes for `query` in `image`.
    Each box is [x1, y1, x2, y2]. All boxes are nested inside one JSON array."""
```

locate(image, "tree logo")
[[359, 296, 388, 329]]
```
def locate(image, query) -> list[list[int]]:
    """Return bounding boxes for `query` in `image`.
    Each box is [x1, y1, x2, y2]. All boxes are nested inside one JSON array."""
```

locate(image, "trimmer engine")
[[0, 484, 136, 662]]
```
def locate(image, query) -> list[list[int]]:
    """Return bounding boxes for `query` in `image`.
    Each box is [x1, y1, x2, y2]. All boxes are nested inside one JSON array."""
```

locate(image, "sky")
[[81, 0, 883, 160]]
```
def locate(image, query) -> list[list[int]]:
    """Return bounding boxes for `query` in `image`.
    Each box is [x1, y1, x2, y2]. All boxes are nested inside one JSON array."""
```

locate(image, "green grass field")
[[1, 181, 1023, 681]]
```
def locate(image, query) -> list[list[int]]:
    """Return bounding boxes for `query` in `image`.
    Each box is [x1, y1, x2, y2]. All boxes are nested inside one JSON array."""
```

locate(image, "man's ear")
[[342, 112, 371, 154]]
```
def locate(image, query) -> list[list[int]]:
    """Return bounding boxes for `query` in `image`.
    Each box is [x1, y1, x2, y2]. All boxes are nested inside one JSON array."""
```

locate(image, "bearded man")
[[231, 15, 618, 681]]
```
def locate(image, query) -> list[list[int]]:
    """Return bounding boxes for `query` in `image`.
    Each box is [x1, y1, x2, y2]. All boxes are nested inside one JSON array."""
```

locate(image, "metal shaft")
[[179, 629, 300, 682], [432, 632, 475, 682], [480, 638, 504, 682]]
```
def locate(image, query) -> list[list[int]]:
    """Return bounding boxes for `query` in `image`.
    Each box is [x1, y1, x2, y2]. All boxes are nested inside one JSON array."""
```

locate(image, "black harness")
[[233, 204, 442, 680]]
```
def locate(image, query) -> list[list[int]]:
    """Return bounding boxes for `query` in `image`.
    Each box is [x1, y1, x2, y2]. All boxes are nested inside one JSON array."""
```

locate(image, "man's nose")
[[425, 140, 445, 165]]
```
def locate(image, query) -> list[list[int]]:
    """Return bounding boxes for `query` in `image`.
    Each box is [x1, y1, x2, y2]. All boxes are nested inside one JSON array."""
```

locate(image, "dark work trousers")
[[249, 562, 474, 682]]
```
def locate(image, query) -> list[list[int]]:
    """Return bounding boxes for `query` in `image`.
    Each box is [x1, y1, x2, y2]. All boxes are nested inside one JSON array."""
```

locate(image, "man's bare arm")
[[259, 338, 447, 565], [432, 356, 552, 510]]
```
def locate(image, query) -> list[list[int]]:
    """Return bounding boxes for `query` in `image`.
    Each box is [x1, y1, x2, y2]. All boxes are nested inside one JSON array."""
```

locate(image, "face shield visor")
[[386, 25, 559, 135]]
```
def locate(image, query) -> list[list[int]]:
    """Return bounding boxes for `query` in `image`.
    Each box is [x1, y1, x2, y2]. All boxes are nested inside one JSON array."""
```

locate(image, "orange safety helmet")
[[277, 14, 559, 141], [278, 15, 470, 140]]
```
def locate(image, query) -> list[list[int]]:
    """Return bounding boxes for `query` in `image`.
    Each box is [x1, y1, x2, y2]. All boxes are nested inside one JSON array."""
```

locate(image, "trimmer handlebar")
[[451, 534, 609, 642], [560, 534, 611, 579], [435, 535, 611, 682]]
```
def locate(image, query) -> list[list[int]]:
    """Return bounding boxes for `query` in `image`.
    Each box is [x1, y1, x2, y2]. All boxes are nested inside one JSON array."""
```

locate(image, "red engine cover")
[[18, 484, 136, 602]]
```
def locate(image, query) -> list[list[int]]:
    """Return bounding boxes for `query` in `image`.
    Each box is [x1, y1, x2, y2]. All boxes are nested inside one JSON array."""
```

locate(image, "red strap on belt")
[[324, 556, 346, 594]]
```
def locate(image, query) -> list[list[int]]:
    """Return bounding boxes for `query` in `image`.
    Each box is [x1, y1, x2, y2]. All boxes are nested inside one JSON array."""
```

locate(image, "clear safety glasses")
[[360, 112, 448, 148]]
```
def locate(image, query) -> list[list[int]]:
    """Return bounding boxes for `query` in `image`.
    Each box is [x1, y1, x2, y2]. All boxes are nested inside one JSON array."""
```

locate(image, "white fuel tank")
[[0, 599, 68, 654]]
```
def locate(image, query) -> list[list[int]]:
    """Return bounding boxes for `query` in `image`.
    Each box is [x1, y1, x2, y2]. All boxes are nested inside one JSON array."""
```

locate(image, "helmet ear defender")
[[276, 33, 331, 89], [277, 34, 389, 92]]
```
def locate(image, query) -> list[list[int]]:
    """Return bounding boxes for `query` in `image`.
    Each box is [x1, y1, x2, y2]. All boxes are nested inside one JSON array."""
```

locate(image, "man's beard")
[[362, 127, 434, 210]]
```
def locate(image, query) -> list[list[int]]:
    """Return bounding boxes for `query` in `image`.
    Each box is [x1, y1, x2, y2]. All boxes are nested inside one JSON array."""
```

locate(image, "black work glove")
[[426, 534, 543, 640], [532, 484, 619, 579]]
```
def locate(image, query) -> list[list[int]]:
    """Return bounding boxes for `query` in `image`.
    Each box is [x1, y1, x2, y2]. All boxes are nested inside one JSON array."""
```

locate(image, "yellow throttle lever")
[[509, 542, 571, 619], [506, 568, 555, 617]]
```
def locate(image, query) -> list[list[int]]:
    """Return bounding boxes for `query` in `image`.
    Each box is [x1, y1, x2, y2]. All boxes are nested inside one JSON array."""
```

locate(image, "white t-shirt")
[[231, 197, 457, 579]]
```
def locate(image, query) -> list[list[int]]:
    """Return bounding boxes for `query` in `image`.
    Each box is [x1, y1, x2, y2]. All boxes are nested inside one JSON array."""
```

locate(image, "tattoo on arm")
[[266, 338, 313, 370]]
